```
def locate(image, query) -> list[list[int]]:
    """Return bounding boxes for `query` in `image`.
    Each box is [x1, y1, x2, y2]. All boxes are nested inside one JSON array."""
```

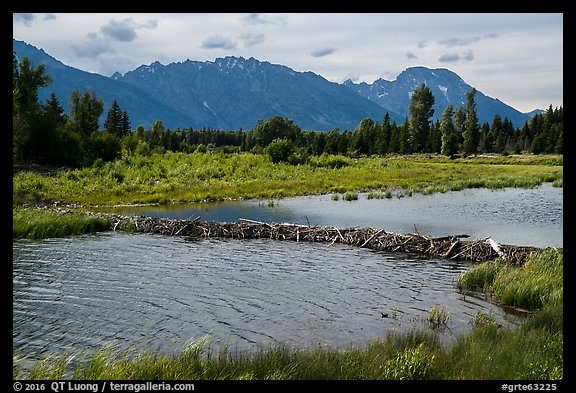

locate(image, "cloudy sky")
[[13, 13, 562, 113]]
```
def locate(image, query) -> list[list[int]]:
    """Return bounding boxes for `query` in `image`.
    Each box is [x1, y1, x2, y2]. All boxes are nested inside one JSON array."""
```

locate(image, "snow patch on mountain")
[[438, 85, 448, 100]]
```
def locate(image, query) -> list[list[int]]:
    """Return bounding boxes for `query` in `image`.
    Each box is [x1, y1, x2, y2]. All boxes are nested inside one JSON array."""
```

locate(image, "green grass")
[[457, 248, 563, 310], [13, 207, 110, 239], [12, 152, 563, 207], [367, 190, 393, 199], [343, 191, 359, 201], [11, 330, 442, 380], [14, 308, 562, 380], [14, 250, 563, 380], [434, 305, 562, 380], [427, 305, 451, 331]]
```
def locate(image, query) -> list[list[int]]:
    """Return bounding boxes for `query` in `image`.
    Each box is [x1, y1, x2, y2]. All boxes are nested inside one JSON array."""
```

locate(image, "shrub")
[[266, 138, 296, 164], [343, 191, 358, 201]]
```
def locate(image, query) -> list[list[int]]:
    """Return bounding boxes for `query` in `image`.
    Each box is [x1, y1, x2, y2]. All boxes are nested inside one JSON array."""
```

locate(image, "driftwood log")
[[99, 213, 540, 265]]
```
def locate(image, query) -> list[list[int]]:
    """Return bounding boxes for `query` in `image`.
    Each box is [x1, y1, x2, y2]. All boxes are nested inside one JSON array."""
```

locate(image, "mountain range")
[[13, 39, 535, 131], [343, 67, 532, 127]]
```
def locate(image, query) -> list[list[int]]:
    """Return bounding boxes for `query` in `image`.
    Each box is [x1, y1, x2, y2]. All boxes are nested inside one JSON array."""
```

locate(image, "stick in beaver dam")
[[102, 213, 540, 265]]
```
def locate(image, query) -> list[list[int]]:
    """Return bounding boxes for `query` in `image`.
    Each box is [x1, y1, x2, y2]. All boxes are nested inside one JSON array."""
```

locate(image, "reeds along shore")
[[101, 213, 539, 265]]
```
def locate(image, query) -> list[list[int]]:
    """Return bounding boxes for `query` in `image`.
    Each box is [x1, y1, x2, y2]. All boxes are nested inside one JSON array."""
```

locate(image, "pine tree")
[[43, 93, 67, 126], [121, 110, 131, 136], [398, 117, 410, 154], [353, 118, 377, 155], [554, 124, 563, 153], [531, 132, 547, 154], [440, 104, 458, 157], [479, 122, 492, 153], [388, 123, 400, 153], [430, 119, 442, 153], [491, 114, 505, 153], [70, 88, 104, 137], [376, 112, 392, 154], [104, 100, 123, 136], [408, 84, 435, 153], [324, 129, 340, 155], [462, 88, 480, 155], [149, 120, 165, 149], [502, 117, 516, 152], [453, 106, 466, 148]]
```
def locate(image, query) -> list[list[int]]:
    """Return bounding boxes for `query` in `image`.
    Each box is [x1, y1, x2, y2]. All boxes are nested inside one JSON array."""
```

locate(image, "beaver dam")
[[98, 213, 540, 265]]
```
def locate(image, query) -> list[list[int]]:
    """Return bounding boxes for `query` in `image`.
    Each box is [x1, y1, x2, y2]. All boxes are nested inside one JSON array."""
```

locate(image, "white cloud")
[[239, 32, 266, 47], [439, 33, 498, 47], [71, 32, 112, 59], [100, 18, 138, 42], [240, 13, 288, 26], [201, 35, 237, 50], [310, 47, 336, 58], [137, 18, 159, 30], [438, 50, 474, 63], [13, 13, 35, 26], [439, 36, 482, 47], [405, 51, 418, 59]]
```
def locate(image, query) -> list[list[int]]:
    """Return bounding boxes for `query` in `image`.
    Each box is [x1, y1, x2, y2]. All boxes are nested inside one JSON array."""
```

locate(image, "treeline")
[[13, 53, 130, 167], [13, 53, 563, 168]]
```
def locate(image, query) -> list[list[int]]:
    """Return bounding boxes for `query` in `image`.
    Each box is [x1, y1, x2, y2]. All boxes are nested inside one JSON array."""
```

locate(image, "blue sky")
[[13, 13, 563, 113]]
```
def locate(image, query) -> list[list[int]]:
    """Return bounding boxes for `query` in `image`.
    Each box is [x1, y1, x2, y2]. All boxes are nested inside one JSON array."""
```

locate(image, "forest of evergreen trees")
[[13, 53, 563, 168]]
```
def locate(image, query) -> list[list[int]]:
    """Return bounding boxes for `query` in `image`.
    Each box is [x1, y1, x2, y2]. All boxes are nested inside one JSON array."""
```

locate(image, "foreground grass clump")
[[427, 305, 451, 331], [12, 330, 440, 380], [434, 305, 562, 380], [13, 207, 110, 239], [14, 305, 562, 380], [457, 248, 563, 310]]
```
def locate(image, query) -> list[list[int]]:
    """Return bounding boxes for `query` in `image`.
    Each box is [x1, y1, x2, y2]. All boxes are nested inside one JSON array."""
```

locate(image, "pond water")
[[100, 183, 563, 247], [14, 234, 520, 361], [13, 184, 563, 363]]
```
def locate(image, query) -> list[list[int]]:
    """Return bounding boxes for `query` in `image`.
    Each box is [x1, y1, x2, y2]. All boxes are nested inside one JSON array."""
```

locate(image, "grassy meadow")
[[13, 152, 562, 207]]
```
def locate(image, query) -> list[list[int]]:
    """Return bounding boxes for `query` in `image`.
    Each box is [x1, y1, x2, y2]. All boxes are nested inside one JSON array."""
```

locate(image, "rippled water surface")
[[14, 234, 521, 359], [13, 184, 562, 361]]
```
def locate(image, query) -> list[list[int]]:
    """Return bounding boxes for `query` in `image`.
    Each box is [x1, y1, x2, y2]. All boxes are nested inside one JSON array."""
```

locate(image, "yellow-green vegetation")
[[457, 248, 563, 310], [427, 305, 451, 331], [343, 191, 359, 201], [13, 152, 562, 207], [13, 206, 110, 239], [14, 250, 562, 380]]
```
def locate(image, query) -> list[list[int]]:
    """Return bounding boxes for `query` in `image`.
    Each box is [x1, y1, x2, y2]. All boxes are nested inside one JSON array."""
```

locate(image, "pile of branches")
[[102, 214, 539, 265]]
